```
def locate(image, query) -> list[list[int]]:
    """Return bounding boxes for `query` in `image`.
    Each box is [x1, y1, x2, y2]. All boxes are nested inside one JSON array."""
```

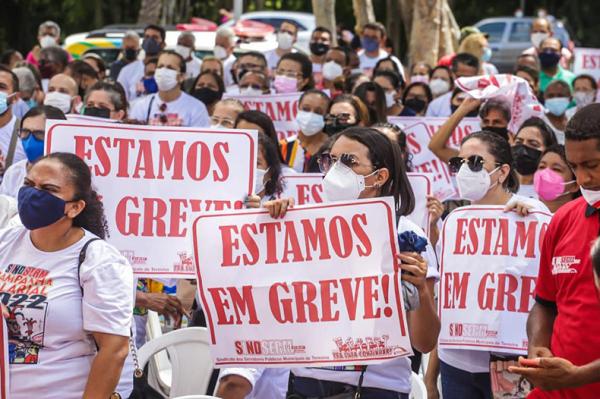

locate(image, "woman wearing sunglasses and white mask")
[[439, 130, 549, 399]]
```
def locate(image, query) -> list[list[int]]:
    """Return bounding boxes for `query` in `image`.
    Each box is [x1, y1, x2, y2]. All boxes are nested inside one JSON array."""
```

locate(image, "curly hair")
[[39, 152, 109, 238]]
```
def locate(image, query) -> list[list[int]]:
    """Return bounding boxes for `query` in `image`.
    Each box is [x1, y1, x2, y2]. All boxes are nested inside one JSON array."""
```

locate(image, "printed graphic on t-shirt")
[[0, 264, 52, 365], [148, 112, 184, 126]]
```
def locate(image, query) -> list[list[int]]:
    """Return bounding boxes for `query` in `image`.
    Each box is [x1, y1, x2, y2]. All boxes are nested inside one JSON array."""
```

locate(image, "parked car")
[[475, 16, 573, 73], [220, 11, 315, 53]]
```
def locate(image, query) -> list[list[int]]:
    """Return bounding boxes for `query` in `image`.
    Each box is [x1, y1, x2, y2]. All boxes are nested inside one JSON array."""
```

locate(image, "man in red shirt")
[[509, 104, 600, 397]]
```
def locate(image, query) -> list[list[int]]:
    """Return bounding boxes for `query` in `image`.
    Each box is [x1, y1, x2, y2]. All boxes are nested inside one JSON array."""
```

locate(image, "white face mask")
[[295, 110, 325, 136], [154, 67, 179, 91], [322, 161, 378, 202], [385, 91, 396, 108], [581, 187, 600, 208], [429, 78, 450, 96], [277, 32, 294, 50], [574, 90, 596, 108], [40, 35, 56, 48], [214, 45, 228, 60], [44, 91, 72, 113], [175, 45, 192, 60], [240, 87, 263, 96], [531, 32, 550, 48], [322, 61, 343, 81], [211, 123, 225, 129], [254, 168, 269, 194], [456, 163, 500, 202]]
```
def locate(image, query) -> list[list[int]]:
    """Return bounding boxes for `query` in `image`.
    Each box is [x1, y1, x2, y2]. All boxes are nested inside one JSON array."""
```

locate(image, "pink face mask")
[[534, 168, 575, 201], [274, 75, 298, 94], [411, 75, 429, 84]]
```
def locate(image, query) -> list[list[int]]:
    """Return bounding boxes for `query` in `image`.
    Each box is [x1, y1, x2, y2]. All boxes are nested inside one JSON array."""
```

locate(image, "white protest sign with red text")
[[224, 92, 301, 139], [438, 206, 552, 354], [389, 116, 479, 201], [0, 313, 7, 399], [281, 173, 325, 205], [192, 197, 412, 367], [46, 120, 257, 278], [574, 48, 600, 81]]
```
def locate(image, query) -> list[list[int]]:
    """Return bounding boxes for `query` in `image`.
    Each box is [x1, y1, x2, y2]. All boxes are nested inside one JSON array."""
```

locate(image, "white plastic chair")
[[410, 371, 428, 399], [138, 326, 214, 398], [145, 310, 172, 397]]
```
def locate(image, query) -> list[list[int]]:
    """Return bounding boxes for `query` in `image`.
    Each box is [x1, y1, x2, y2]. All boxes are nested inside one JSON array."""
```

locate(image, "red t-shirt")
[[531, 197, 600, 398]]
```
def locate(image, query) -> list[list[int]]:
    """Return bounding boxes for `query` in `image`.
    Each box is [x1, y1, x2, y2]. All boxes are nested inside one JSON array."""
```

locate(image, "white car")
[[219, 11, 316, 53]]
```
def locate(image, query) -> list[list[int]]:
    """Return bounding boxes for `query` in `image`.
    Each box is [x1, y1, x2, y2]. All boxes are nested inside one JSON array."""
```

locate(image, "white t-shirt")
[[185, 56, 202, 80], [129, 92, 210, 127], [0, 158, 27, 198], [223, 54, 237, 88], [426, 91, 453, 117], [291, 216, 438, 393], [218, 368, 290, 399], [265, 49, 297, 71], [117, 59, 145, 101], [517, 183, 537, 199], [0, 115, 26, 177], [438, 194, 549, 373], [358, 49, 388, 77], [0, 194, 16, 228], [0, 226, 134, 399]]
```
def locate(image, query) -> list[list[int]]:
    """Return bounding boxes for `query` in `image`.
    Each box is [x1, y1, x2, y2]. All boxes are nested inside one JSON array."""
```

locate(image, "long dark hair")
[[541, 144, 580, 199], [353, 81, 387, 124], [462, 131, 520, 193], [332, 127, 415, 217], [516, 117, 558, 148], [258, 133, 284, 198], [38, 152, 109, 238], [372, 122, 413, 171]]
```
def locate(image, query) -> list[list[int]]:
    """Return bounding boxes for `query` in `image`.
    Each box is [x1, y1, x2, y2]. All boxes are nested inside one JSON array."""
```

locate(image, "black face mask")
[[539, 50, 561, 69], [192, 87, 223, 106], [124, 48, 138, 61], [483, 126, 510, 142], [310, 42, 329, 56], [323, 121, 357, 136], [83, 106, 111, 119], [404, 98, 427, 113], [512, 143, 542, 175]]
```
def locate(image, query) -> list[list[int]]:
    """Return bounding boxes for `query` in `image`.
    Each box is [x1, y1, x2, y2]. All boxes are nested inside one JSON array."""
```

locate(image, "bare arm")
[[83, 332, 130, 399], [408, 277, 440, 353], [428, 97, 482, 163], [216, 374, 253, 399], [527, 302, 557, 358]]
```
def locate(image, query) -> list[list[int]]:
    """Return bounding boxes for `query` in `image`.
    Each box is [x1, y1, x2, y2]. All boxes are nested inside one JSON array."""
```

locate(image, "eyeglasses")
[[448, 155, 500, 173], [317, 153, 374, 174], [18, 128, 45, 141], [275, 69, 300, 79], [325, 113, 354, 123], [210, 116, 235, 128]]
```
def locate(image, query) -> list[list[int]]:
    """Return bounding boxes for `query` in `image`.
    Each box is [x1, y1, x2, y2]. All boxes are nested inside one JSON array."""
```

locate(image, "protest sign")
[[46, 120, 257, 278], [192, 198, 412, 367], [573, 47, 600, 83], [224, 92, 301, 139], [1, 312, 7, 399], [438, 206, 552, 354], [389, 116, 479, 200]]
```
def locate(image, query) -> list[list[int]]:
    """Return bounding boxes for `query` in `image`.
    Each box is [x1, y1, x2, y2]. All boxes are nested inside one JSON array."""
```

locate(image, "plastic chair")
[[410, 371, 428, 399], [138, 326, 214, 398], [144, 311, 172, 397]]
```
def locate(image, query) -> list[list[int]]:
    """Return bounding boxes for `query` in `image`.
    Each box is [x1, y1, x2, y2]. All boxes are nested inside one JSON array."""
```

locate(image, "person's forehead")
[[516, 126, 542, 141], [574, 78, 594, 89], [566, 139, 600, 163], [28, 159, 69, 186], [158, 53, 180, 66], [144, 28, 162, 38], [237, 119, 263, 134], [281, 22, 297, 32], [198, 74, 217, 85], [213, 103, 238, 119], [408, 85, 426, 96], [330, 101, 355, 114], [541, 38, 560, 49], [50, 77, 76, 94], [301, 92, 326, 106], [278, 59, 301, 71], [40, 26, 58, 35], [363, 27, 380, 36], [331, 135, 368, 157], [0, 72, 14, 90], [239, 55, 263, 65], [178, 35, 194, 46], [459, 138, 488, 157], [532, 19, 550, 30], [546, 83, 569, 96], [123, 36, 139, 46], [22, 114, 46, 129], [87, 89, 112, 104], [541, 151, 563, 165], [312, 30, 330, 40]]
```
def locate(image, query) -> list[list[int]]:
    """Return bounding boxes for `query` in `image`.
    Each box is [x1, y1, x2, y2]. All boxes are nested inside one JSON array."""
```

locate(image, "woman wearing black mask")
[[429, 95, 511, 163], [402, 82, 433, 116], [323, 94, 370, 135], [511, 117, 558, 198], [190, 71, 224, 116], [83, 81, 128, 120]]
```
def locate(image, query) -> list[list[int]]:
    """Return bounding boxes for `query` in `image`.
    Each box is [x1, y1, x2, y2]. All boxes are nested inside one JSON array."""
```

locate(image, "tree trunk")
[[312, 0, 337, 46], [386, 0, 400, 56], [137, 0, 162, 24], [94, 0, 104, 29], [352, 0, 375, 33]]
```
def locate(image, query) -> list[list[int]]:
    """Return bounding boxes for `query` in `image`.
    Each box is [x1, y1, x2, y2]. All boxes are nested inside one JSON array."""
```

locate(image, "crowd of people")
[[0, 13, 600, 399]]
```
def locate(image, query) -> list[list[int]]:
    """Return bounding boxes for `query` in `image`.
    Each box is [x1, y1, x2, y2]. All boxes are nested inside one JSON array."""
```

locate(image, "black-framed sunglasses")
[[317, 153, 379, 174], [18, 128, 45, 141], [448, 155, 493, 174]]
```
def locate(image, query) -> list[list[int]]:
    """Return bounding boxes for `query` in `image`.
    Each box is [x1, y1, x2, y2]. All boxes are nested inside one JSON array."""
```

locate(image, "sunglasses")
[[317, 153, 378, 174], [448, 155, 489, 173]]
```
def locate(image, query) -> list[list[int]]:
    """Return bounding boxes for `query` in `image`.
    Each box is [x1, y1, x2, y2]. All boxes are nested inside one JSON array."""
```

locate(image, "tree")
[[312, 0, 337, 46], [352, 0, 375, 33], [138, 0, 162, 24]]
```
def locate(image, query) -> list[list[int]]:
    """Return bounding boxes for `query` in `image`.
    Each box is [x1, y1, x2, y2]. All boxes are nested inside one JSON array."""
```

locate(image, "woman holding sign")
[[0, 152, 134, 398], [438, 131, 549, 399]]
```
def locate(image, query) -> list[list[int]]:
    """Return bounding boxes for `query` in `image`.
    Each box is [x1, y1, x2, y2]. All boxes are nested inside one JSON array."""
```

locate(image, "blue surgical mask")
[[143, 77, 158, 94], [18, 186, 69, 230], [361, 37, 380, 53], [0, 92, 15, 115], [482, 47, 492, 62], [545, 97, 570, 116], [25, 98, 38, 109], [21, 135, 44, 162]]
